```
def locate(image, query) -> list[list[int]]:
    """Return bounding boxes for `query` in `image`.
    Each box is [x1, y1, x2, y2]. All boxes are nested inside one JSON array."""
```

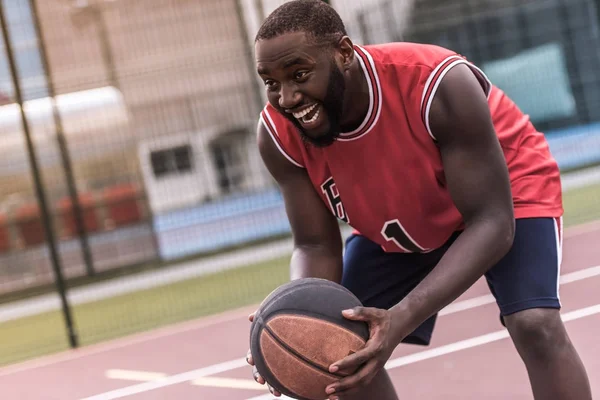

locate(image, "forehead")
[[255, 31, 327, 74]]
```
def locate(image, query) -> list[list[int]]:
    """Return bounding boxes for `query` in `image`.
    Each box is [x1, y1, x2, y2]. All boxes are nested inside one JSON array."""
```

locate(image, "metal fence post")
[[29, 0, 96, 278], [0, 1, 78, 348]]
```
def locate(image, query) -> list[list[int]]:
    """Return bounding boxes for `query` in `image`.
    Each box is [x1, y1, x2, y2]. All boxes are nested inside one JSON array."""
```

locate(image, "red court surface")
[[1, 221, 599, 400]]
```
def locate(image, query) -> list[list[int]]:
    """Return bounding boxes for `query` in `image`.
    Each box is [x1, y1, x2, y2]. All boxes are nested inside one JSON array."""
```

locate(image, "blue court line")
[[153, 189, 284, 232], [546, 122, 600, 170]]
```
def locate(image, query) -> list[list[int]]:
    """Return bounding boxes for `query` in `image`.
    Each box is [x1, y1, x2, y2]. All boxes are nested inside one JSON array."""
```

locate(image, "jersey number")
[[321, 178, 424, 252], [321, 177, 349, 223], [381, 219, 425, 253]]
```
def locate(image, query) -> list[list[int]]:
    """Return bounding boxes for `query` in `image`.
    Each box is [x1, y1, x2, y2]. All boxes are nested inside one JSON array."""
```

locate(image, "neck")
[[339, 58, 371, 133]]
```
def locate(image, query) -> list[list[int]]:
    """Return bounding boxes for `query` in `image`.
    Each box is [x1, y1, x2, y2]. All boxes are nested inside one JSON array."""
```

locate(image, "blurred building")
[[1, 0, 600, 294], [0, 0, 274, 290]]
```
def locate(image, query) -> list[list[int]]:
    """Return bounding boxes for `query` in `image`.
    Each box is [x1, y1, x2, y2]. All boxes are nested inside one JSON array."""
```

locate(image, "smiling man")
[[245, 1, 592, 399]]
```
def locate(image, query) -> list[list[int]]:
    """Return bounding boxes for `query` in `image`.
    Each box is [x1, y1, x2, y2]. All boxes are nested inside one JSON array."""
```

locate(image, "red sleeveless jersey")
[[259, 42, 563, 253]]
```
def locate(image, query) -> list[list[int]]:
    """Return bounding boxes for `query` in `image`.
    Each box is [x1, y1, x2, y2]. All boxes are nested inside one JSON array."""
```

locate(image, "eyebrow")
[[257, 57, 312, 75], [282, 57, 310, 69]]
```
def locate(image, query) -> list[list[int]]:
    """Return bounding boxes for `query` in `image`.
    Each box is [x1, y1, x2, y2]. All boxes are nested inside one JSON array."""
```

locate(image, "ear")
[[336, 36, 355, 71]]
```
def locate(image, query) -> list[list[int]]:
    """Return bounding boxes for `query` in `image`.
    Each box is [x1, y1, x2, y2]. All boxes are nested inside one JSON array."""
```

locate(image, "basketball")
[[249, 278, 370, 400]]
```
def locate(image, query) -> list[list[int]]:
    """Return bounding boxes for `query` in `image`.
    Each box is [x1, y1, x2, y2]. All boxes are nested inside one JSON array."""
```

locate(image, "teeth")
[[304, 108, 320, 124], [293, 104, 317, 119]]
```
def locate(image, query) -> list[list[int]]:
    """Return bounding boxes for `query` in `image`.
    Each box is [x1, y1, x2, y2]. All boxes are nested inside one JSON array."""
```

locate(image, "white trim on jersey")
[[420, 56, 461, 111], [423, 58, 469, 141], [340, 49, 374, 137], [554, 216, 564, 304], [467, 62, 493, 101], [355, 45, 383, 135], [260, 111, 305, 169], [421, 56, 493, 141], [337, 45, 383, 141]]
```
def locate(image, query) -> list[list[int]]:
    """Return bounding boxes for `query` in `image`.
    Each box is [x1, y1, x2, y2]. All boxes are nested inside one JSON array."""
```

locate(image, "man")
[[245, 1, 592, 399]]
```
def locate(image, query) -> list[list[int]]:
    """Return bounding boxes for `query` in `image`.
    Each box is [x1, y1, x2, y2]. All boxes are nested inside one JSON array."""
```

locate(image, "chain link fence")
[[0, 0, 599, 367]]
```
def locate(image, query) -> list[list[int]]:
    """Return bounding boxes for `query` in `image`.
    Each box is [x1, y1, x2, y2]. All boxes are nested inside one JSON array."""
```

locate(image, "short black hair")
[[255, 0, 347, 48]]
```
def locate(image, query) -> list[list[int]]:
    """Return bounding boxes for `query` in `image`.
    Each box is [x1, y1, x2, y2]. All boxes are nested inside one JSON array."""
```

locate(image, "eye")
[[264, 79, 278, 89], [294, 70, 309, 81]]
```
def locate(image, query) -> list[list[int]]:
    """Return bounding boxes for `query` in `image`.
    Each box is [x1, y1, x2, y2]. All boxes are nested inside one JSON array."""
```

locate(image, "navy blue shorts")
[[341, 217, 563, 346]]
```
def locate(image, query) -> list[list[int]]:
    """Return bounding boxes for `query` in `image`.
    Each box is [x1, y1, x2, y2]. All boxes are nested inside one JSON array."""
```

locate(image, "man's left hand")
[[325, 307, 402, 398]]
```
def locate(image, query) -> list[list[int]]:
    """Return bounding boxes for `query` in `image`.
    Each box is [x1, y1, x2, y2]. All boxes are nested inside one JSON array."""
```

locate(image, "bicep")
[[428, 63, 514, 225], [256, 121, 342, 249]]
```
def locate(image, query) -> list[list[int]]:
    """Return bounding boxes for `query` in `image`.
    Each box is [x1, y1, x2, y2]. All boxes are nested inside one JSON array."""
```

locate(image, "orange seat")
[[0, 214, 10, 253], [103, 184, 143, 227], [57, 192, 100, 239], [15, 203, 45, 247]]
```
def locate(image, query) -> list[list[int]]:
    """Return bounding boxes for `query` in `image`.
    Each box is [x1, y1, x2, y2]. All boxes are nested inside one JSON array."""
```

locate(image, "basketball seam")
[[269, 313, 367, 345], [262, 324, 345, 378], [259, 281, 364, 318], [252, 330, 292, 399], [262, 279, 362, 308]]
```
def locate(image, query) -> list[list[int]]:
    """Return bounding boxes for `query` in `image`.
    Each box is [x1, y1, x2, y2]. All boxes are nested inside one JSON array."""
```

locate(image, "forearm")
[[390, 217, 514, 342], [290, 244, 343, 283]]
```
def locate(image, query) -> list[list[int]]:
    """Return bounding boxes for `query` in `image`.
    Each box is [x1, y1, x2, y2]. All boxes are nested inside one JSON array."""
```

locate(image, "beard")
[[284, 62, 346, 148]]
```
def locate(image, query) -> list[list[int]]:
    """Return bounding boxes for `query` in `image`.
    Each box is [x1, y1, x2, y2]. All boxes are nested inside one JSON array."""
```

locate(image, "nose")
[[278, 83, 301, 110]]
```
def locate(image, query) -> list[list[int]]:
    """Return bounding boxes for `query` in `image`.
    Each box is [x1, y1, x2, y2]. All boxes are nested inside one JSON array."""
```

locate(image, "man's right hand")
[[247, 311, 282, 397]]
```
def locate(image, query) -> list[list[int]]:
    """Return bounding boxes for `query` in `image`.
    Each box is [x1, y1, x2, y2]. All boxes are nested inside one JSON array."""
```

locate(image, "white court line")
[[440, 264, 600, 316], [80, 358, 248, 400], [388, 302, 600, 368], [2, 220, 599, 379], [105, 370, 167, 382], [244, 303, 600, 400], [0, 304, 258, 378], [560, 265, 600, 284], [191, 377, 265, 390], [79, 265, 600, 400], [105, 370, 264, 390], [246, 393, 295, 400]]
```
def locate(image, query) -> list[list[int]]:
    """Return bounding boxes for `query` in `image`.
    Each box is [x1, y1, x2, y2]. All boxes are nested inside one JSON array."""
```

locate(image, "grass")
[[0, 255, 290, 367], [563, 183, 600, 227], [1, 183, 600, 368]]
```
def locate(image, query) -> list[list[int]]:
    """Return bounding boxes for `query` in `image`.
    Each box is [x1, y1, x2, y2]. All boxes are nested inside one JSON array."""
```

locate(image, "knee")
[[504, 308, 570, 360]]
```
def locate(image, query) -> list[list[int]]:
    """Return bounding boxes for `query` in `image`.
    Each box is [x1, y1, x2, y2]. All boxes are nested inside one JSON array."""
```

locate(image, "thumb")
[[341, 306, 371, 320]]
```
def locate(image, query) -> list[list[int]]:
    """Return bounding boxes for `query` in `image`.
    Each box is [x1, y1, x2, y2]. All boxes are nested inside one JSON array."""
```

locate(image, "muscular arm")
[[257, 121, 343, 283], [390, 63, 516, 341]]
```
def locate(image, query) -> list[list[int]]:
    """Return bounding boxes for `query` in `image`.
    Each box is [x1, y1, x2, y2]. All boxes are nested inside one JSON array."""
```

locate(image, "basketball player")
[[245, 1, 592, 399]]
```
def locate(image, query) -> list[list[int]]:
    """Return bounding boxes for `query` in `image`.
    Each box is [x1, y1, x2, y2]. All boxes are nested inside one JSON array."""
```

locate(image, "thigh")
[[485, 217, 563, 319], [341, 234, 453, 346]]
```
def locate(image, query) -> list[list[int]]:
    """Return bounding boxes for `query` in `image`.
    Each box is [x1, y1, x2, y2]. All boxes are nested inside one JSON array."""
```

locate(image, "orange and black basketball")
[[249, 278, 369, 400]]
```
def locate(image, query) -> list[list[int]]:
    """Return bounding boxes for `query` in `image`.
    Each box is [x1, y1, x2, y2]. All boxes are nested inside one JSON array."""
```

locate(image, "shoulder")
[[428, 63, 494, 142], [359, 42, 489, 95], [358, 42, 486, 111], [358, 42, 491, 139], [359, 42, 462, 70], [360, 43, 492, 140]]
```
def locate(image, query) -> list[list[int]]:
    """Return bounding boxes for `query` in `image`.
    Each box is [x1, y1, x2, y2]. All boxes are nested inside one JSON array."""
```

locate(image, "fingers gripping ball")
[[249, 278, 369, 400]]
